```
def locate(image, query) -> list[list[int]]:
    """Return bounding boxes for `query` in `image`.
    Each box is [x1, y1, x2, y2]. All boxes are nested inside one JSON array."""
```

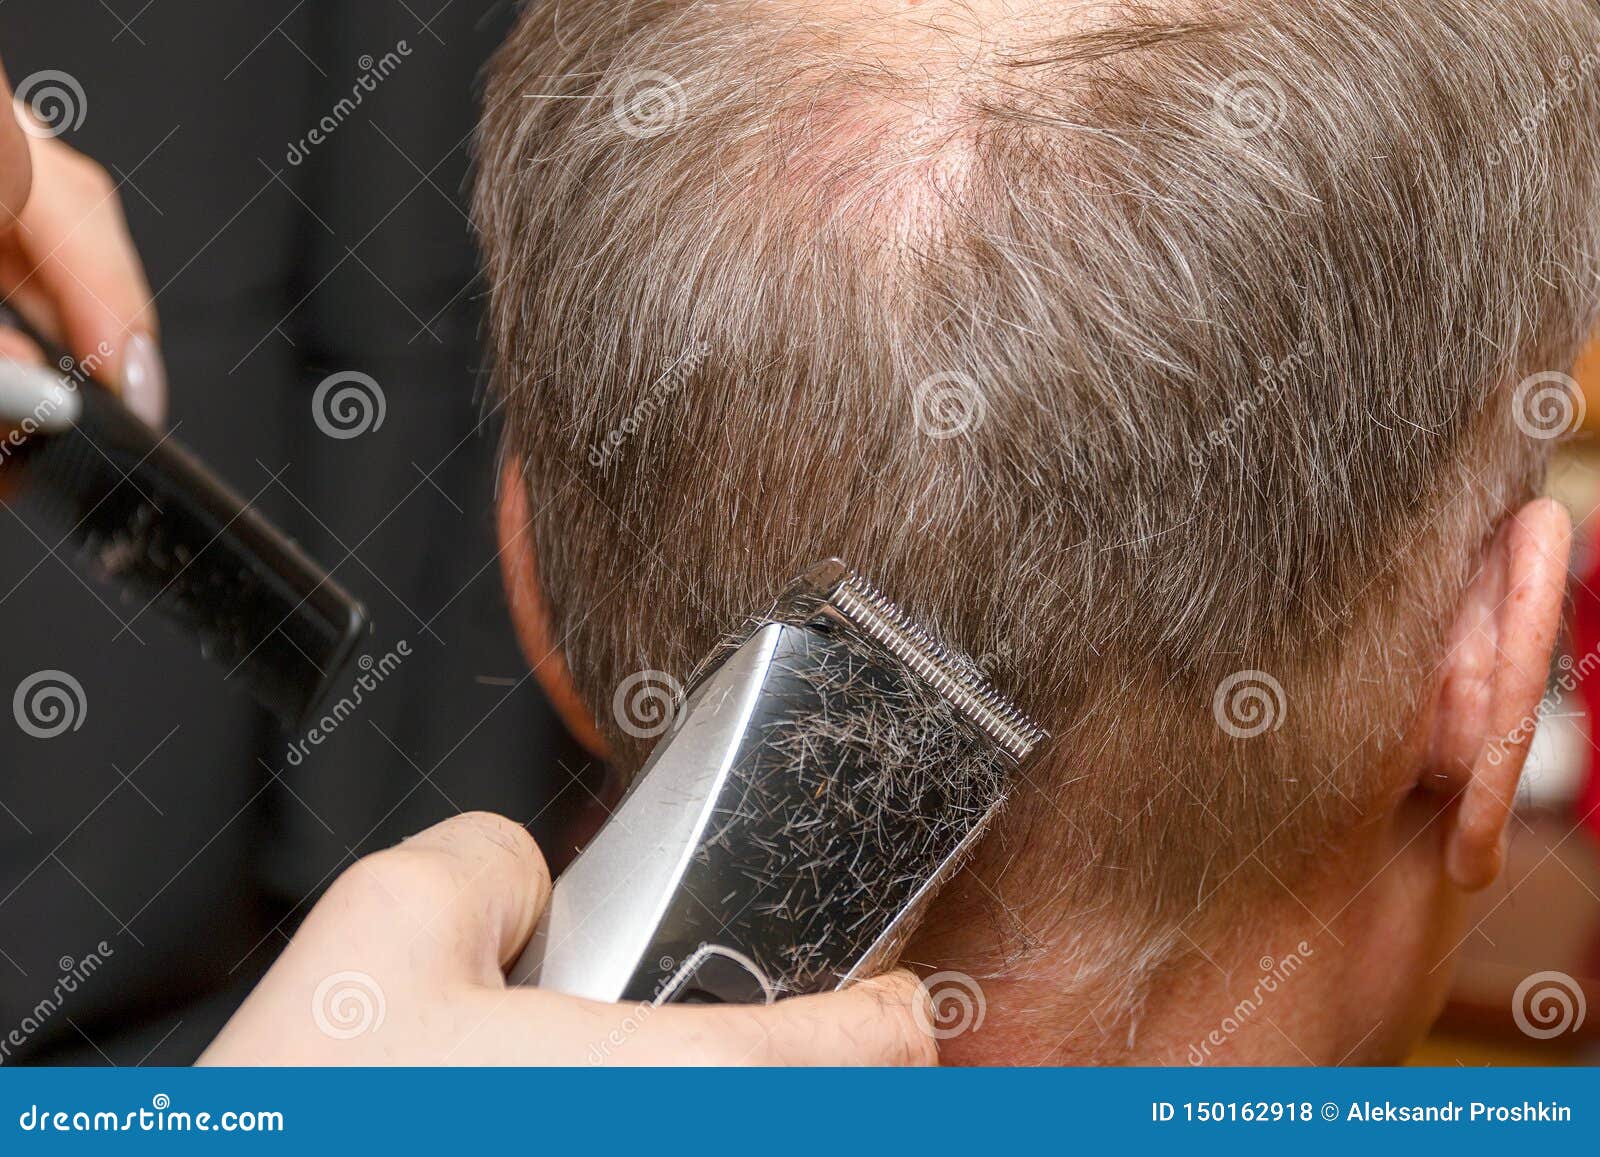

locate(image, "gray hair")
[[476, 0, 1600, 983]]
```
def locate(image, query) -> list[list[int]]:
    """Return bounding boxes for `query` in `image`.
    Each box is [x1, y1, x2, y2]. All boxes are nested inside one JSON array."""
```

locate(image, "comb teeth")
[[814, 565, 1048, 763]]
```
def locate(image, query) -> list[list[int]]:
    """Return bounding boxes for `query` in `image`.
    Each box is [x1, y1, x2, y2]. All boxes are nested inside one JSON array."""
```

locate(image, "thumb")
[[299, 812, 551, 987]]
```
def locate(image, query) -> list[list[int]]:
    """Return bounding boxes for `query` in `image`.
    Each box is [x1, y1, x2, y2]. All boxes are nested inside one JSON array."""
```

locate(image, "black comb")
[[3, 318, 368, 730]]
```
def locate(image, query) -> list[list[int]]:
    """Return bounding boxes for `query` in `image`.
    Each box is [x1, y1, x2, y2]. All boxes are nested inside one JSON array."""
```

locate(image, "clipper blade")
[[786, 559, 1047, 763], [510, 559, 1047, 1005]]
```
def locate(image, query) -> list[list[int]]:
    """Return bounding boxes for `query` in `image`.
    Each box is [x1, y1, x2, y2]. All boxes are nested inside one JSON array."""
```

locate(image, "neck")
[[914, 850, 1432, 1066], [933, 933, 1344, 1065]]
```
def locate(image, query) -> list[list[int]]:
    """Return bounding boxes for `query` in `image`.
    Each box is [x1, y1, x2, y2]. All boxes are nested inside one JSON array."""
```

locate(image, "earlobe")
[[496, 456, 613, 759], [1427, 498, 1571, 891]]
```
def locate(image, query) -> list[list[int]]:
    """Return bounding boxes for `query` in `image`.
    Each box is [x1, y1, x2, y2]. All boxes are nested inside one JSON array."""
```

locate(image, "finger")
[[0, 63, 34, 227], [640, 970, 940, 1066], [9, 136, 163, 423], [0, 326, 44, 367], [458, 969, 940, 1066], [733, 970, 941, 1066], [0, 255, 65, 346], [306, 812, 551, 985]]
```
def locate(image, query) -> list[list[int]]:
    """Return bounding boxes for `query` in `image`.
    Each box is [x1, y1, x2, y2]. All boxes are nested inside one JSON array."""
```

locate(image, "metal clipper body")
[[508, 560, 1045, 1005]]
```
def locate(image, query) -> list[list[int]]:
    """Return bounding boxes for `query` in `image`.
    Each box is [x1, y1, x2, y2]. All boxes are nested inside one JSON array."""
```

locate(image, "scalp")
[[475, 0, 1600, 972]]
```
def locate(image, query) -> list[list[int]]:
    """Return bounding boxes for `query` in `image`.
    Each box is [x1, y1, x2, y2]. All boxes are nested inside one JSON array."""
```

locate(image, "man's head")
[[475, 0, 1600, 1061]]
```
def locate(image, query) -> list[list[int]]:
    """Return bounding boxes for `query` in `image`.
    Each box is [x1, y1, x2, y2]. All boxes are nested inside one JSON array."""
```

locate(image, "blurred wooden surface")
[[1578, 335, 1600, 431], [1415, 812, 1600, 1065]]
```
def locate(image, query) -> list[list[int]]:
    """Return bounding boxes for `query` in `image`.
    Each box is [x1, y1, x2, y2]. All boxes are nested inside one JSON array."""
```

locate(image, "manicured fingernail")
[[120, 333, 167, 426], [0, 362, 81, 431]]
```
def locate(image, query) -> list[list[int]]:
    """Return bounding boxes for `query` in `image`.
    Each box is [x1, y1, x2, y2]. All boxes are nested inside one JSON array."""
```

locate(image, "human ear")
[[1424, 498, 1571, 891], [496, 455, 612, 758]]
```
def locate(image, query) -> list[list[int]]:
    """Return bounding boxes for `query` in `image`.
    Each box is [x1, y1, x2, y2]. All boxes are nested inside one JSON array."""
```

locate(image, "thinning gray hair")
[[476, 0, 1600, 981]]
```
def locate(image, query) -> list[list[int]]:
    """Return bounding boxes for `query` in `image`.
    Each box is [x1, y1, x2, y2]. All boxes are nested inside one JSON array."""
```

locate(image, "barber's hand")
[[200, 812, 939, 1066], [0, 61, 163, 425]]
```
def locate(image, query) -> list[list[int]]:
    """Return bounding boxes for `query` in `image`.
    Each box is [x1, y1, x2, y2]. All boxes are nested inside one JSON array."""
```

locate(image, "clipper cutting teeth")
[[795, 559, 1048, 763]]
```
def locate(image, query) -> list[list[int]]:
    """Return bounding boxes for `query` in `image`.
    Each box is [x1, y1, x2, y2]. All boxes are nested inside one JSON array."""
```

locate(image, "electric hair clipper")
[[508, 559, 1046, 1004], [0, 315, 368, 729]]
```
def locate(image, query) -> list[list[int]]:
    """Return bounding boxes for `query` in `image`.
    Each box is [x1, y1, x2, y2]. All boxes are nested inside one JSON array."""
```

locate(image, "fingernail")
[[0, 362, 81, 431], [120, 333, 167, 426]]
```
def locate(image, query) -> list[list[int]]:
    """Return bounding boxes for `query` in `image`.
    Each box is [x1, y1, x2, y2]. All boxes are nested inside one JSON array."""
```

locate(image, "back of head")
[[476, 0, 1600, 1003]]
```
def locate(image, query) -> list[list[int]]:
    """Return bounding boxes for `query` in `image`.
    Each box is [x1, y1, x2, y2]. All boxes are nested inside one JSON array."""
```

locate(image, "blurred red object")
[[1574, 527, 1600, 840]]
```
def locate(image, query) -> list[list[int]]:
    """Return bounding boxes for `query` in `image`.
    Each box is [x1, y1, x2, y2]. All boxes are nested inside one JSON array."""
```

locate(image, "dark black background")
[[0, 1, 594, 1064]]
